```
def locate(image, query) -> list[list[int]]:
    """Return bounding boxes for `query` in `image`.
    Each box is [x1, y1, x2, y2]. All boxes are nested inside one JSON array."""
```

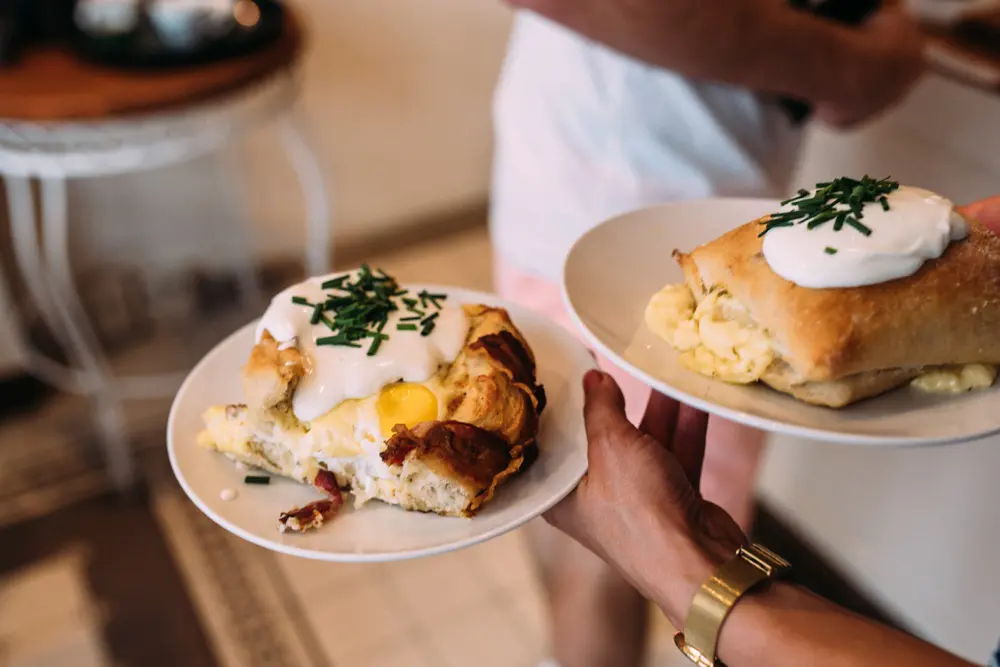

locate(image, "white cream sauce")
[[762, 186, 967, 289], [256, 272, 468, 423]]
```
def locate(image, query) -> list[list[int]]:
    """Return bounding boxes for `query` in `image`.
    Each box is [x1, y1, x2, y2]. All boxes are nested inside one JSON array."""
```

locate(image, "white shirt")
[[490, 12, 804, 282]]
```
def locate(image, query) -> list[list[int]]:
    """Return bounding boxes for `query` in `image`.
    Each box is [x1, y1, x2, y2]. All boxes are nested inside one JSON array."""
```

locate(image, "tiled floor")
[[0, 227, 685, 667]]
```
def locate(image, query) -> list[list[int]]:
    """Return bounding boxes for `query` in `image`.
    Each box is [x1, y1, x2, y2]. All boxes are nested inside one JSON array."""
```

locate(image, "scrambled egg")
[[644, 284, 774, 383], [201, 377, 451, 506], [644, 283, 998, 395], [911, 364, 997, 394]]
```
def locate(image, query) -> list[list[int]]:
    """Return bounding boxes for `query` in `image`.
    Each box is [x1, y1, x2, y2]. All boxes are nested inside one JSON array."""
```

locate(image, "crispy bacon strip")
[[277, 469, 344, 533], [382, 421, 514, 487]]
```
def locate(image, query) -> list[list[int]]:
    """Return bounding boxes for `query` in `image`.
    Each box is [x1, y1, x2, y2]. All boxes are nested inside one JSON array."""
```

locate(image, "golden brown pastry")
[[198, 269, 545, 531], [645, 180, 1000, 407]]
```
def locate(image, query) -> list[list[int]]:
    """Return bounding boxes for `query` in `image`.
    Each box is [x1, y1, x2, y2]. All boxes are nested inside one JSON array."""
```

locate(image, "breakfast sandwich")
[[197, 267, 546, 532], [644, 177, 1000, 408]]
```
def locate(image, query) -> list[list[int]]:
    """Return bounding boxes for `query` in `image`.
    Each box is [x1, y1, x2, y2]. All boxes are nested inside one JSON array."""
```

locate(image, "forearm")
[[717, 582, 975, 667], [506, 0, 867, 107], [635, 539, 975, 667]]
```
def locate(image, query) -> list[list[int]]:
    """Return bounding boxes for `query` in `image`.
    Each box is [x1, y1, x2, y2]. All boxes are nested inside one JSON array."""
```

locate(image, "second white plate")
[[168, 286, 594, 561], [563, 198, 1000, 446]]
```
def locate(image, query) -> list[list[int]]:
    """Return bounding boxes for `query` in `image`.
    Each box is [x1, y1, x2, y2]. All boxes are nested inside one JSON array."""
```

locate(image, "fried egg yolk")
[[376, 382, 439, 437]]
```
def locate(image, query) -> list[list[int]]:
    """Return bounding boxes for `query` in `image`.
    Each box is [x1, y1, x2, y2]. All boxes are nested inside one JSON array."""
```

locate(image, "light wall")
[[67, 0, 513, 276]]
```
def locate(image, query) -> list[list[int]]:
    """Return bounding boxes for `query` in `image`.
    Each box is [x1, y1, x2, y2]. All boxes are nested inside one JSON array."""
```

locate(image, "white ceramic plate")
[[563, 198, 1000, 446], [168, 286, 593, 562]]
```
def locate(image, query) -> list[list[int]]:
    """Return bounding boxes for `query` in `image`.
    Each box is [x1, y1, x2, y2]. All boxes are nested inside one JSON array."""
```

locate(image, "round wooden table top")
[[0, 10, 304, 122]]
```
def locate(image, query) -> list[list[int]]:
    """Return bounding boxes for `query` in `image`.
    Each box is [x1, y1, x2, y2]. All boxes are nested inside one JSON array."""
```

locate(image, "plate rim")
[[561, 199, 1000, 448], [167, 283, 593, 562]]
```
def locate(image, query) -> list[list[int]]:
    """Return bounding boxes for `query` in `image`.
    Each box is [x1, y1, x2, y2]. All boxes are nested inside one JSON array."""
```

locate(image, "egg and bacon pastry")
[[197, 267, 545, 532], [644, 177, 1000, 408]]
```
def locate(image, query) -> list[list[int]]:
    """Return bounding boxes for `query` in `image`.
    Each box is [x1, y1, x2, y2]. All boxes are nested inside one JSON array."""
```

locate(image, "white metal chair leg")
[[6, 176, 91, 393], [219, 147, 266, 311], [277, 110, 332, 276], [38, 175, 136, 493], [8, 174, 137, 493]]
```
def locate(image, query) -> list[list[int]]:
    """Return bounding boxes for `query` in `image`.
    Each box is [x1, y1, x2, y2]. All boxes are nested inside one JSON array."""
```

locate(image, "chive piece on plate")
[[244, 475, 270, 485]]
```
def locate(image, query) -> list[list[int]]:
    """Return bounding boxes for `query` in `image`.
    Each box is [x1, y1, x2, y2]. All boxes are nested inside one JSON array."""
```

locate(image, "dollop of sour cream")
[[256, 272, 468, 423], [761, 186, 967, 289]]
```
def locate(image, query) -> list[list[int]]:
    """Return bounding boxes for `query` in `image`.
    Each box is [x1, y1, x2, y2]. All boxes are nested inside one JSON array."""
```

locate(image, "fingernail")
[[583, 369, 604, 392]]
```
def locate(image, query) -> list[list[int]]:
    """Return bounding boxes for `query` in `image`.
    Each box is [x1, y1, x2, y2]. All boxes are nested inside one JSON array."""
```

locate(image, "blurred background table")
[[924, 17, 1000, 89], [0, 7, 331, 493]]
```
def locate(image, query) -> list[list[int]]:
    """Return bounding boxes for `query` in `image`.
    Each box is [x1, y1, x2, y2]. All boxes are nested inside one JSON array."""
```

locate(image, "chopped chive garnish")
[[845, 217, 872, 236], [321, 276, 348, 289], [316, 335, 362, 348], [824, 247, 838, 255], [761, 176, 896, 238], [326, 296, 353, 309], [293, 268, 451, 357], [244, 475, 270, 485], [806, 209, 838, 229]]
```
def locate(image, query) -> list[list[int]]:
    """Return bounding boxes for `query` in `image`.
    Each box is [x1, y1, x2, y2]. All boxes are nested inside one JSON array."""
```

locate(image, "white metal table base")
[[0, 71, 332, 493]]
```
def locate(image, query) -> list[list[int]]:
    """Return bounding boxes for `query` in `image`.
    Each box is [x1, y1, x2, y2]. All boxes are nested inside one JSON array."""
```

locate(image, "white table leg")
[[277, 110, 332, 276], [38, 176, 136, 493], [7, 176, 92, 392], [7, 174, 136, 493]]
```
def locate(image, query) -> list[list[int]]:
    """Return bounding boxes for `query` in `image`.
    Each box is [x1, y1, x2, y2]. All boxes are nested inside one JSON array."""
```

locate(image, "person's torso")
[[490, 12, 804, 281]]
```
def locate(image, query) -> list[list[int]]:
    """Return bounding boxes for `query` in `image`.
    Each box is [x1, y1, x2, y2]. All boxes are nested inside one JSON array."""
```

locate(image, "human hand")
[[815, 7, 926, 128], [546, 370, 746, 627], [959, 196, 1000, 233]]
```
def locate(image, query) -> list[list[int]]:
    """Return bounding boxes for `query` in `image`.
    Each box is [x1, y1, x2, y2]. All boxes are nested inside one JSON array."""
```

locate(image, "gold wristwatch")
[[674, 544, 791, 667]]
